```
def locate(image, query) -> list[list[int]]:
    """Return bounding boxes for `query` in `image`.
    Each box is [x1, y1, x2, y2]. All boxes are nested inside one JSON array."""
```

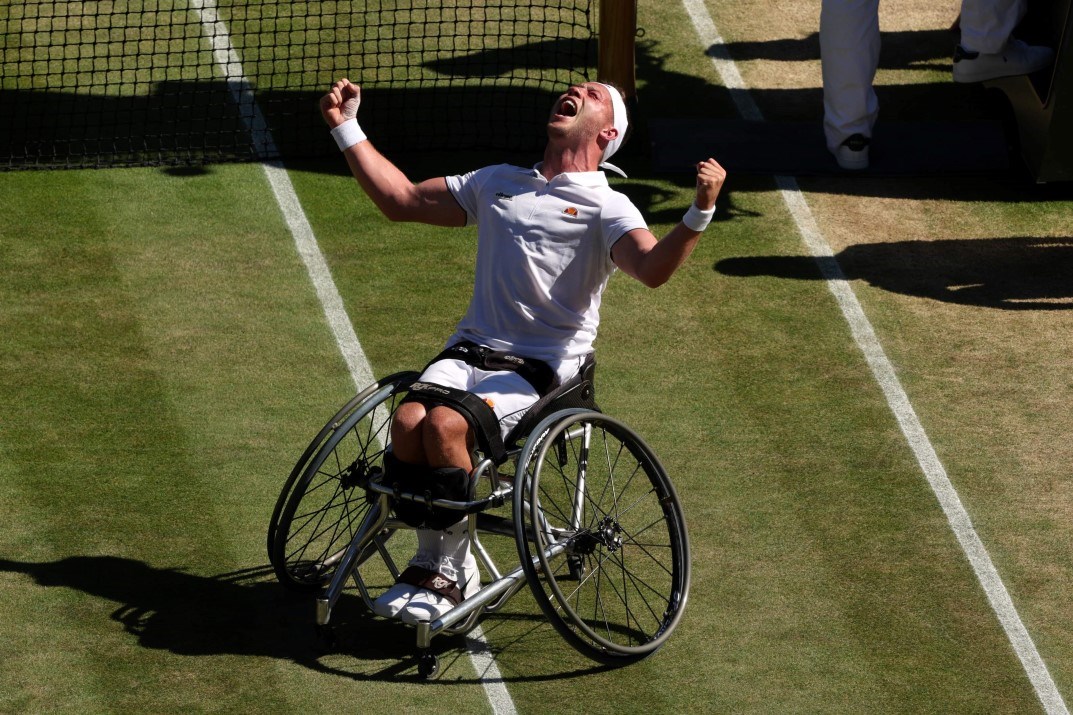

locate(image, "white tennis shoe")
[[399, 551, 481, 625], [953, 38, 1054, 83], [371, 550, 436, 619], [835, 133, 870, 171]]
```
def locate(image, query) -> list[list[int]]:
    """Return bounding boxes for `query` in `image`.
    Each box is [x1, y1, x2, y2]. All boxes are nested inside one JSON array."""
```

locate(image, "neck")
[[541, 139, 603, 180]]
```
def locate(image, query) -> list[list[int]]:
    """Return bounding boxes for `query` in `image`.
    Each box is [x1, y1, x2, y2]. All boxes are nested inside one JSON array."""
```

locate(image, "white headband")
[[599, 83, 628, 177]]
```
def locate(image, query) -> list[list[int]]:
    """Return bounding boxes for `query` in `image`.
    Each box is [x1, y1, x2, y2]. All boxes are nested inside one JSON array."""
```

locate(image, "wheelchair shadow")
[[318, 611, 620, 684], [0, 554, 615, 683]]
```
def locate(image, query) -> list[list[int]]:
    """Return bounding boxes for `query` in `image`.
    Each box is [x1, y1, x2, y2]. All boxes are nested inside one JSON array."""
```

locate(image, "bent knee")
[[424, 405, 472, 442], [391, 402, 471, 442], [391, 402, 427, 439]]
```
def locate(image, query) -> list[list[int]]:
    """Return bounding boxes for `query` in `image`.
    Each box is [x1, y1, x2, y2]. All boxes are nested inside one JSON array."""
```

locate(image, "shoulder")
[[450, 163, 525, 190], [600, 187, 643, 217]]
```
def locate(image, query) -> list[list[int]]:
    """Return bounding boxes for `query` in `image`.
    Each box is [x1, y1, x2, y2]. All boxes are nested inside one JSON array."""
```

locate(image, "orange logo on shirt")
[[563, 207, 578, 217]]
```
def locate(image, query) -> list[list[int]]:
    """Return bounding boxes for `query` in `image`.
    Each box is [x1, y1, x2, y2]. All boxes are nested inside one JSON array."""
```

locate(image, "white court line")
[[189, 2, 517, 710], [680, 1, 1069, 713]]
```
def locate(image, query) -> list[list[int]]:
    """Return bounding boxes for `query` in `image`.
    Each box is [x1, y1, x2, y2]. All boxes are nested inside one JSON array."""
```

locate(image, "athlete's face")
[[547, 82, 615, 141]]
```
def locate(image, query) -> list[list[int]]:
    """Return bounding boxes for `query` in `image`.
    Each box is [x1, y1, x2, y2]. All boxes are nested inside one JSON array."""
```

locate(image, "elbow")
[[636, 268, 669, 289], [376, 199, 415, 223], [623, 261, 670, 288], [382, 206, 410, 222]]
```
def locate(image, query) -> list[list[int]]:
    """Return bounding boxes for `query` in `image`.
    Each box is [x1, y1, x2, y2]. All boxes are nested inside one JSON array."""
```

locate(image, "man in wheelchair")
[[320, 78, 726, 625]]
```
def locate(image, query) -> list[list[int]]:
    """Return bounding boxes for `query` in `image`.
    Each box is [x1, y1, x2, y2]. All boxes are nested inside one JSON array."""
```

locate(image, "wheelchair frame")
[[267, 366, 691, 678]]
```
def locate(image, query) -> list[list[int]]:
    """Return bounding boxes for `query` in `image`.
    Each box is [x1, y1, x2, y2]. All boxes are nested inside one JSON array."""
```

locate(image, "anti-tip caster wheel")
[[567, 554, 587, 580], [417, 652, 439, 680]]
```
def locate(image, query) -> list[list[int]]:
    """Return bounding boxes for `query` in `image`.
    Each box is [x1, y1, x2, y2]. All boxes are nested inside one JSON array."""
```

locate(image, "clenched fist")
[[694, 158, 726, 211], [320, 78, 362, 128]]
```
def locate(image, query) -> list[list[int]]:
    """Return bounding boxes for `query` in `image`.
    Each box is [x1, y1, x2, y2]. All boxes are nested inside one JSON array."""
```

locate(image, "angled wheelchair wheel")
[[269, 371, 418, 591], [267, 377, 398, 562], [514, 410, 691, 663]]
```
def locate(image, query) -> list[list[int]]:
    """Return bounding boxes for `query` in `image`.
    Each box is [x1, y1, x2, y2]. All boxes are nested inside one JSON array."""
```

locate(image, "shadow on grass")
[[714, 236, 1073, 309], [8, 29, 1070, 203], [712, 28, 957, 71], [0, 554, 615, 683]]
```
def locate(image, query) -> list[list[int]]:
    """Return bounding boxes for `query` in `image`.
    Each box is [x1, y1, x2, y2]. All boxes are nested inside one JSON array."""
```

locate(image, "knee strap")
[[383, 452, 471, 530], [401, 381, 507, 464]]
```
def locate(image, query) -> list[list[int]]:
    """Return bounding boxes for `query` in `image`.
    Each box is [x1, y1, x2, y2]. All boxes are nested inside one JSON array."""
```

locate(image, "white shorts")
[[418, 352, 585, 439]]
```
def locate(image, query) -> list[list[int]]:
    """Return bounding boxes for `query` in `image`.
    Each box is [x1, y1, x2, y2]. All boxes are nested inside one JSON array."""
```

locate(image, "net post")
[[598, 0, 638, 99]]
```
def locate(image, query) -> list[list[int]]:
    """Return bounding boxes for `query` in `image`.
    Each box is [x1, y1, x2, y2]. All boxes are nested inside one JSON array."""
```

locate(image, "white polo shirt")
[[445, 163, 647, 361]]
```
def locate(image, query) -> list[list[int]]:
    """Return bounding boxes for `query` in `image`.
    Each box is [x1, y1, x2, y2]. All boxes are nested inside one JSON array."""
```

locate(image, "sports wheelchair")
[[266, 359, 691, 678]]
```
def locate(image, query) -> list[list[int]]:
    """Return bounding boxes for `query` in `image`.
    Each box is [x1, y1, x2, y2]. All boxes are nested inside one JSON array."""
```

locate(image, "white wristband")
[[330, 119, 367, 151], [682, 203, 715, 232]]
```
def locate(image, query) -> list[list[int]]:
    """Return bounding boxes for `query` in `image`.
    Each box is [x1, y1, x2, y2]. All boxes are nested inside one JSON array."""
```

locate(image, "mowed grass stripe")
[[0, 171, 220, 711], [0, 167, 283, 710], [0, 165, 475, 712], [677, 0, 1065, 710]]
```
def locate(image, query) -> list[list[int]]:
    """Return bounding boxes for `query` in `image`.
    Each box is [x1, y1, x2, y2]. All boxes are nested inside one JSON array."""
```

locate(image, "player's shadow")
[[715, 236, 1073, 309], [0, 554, 612, 683]]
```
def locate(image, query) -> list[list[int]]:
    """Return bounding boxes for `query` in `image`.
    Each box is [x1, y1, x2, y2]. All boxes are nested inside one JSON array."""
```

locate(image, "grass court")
[[2, 0, 1072, 711]]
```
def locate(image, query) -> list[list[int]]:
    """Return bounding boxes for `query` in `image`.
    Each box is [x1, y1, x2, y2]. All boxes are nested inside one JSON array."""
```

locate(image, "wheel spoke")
[[271, 375, 415, 590]]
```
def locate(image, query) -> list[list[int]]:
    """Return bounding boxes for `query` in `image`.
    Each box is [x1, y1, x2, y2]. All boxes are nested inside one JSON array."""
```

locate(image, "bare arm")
[[321, 79, 466, 227], [611, 158, 726, 288]]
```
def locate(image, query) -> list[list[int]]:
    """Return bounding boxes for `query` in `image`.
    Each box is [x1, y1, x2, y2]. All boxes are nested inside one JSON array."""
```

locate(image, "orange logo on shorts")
[[563, 207, 578, 217]]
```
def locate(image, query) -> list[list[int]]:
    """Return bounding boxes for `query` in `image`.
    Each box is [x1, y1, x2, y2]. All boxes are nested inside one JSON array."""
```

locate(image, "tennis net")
[[0, 0, 596, 169]]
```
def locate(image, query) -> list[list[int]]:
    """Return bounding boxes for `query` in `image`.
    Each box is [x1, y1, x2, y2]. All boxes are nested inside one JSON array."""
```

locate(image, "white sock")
[[399, 518, 479, 624], [436, 517, 470, 581]]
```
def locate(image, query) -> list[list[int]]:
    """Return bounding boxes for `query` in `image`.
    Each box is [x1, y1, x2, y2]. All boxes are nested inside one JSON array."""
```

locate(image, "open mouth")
[[558, 98, 579, 117]]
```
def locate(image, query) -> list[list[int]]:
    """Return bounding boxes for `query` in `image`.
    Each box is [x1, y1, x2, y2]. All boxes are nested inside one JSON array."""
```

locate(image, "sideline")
[[679, 1, 1069, 712], [189, 2, 518, 711]]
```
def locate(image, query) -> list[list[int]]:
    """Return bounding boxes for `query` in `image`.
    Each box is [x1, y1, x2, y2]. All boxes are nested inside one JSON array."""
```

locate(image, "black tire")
[[514, 410, 691, 662], [269, 372, 418, 591], [417, 652, 440, 679], [267, 374, 410, 563]]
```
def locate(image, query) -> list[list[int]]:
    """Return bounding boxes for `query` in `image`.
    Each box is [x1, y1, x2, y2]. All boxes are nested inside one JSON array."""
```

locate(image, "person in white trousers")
[[820, 0, 1054, 169]]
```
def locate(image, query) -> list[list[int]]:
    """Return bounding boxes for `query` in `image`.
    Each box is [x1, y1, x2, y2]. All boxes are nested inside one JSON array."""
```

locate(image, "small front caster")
[[417, 651, 439, 680], [567, 554, 587, 580]]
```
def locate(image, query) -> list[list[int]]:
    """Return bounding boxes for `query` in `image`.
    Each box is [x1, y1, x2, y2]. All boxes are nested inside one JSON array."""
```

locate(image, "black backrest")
[[504, 355, 598, 449]]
